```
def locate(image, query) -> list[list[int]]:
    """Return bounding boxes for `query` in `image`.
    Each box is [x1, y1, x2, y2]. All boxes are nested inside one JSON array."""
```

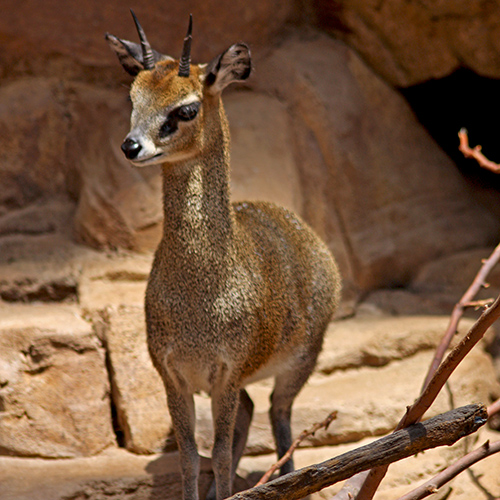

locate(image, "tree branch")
[[421, 242, 500, 391], [230, 405, 487, 500], [458, 128, 500, 173], [397, 439, 500, 500]]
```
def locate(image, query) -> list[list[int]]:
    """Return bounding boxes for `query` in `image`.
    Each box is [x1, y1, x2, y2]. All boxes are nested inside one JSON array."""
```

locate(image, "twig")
[[397, 439, 500, 500], [421, 242, 500, 391], [255, 411, 337, 486], [458, 128, 500, 173], [228, 405, 487, 500], [487, 398, 500, 418]]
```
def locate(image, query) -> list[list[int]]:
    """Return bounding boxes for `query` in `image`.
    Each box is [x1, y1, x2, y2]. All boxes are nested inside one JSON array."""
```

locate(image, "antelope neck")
[[159, 139, 235, 268]]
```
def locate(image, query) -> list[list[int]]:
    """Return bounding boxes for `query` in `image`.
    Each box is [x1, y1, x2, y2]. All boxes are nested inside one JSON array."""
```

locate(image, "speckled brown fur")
[[107, 21, 341, 500]]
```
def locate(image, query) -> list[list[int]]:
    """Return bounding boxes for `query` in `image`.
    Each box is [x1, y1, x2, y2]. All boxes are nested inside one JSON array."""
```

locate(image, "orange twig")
[[458, 128, 500, 173]]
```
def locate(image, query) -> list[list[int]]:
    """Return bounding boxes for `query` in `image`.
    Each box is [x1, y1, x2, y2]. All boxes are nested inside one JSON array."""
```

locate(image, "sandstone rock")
[[0, 304, 115, 458], [315, 0, 500, 87], [254, 33, 500, 290], [0, 0, 294, 69], [317, 315, 472, 374], [0, 79, 72, 213], [0, 448, 249, 500], [226, 91, 303, 214], [79, 253, 152, 311], [413, 246, 500, 297], [103, 305, 170, 454]]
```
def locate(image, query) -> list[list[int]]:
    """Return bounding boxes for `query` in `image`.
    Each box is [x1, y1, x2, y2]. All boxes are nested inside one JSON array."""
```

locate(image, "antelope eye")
[[177, 102, 200, 121]]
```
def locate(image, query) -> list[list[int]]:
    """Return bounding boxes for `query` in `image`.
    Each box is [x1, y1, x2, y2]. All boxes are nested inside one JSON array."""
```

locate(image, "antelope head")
[[106, 11, 251, 167]]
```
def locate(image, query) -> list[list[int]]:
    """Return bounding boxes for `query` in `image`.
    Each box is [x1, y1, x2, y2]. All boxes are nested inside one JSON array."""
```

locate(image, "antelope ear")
[[105, 33, 170, 76], [204, 43, 251, 94]]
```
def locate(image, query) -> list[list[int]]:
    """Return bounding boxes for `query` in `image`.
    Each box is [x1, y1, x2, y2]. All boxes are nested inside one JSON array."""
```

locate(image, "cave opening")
[[400, 68, 500, 215]]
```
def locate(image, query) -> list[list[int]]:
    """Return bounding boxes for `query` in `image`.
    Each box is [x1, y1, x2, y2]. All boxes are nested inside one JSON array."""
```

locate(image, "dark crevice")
[[102, 341, 126, 449], [400, 68, 500, 216]]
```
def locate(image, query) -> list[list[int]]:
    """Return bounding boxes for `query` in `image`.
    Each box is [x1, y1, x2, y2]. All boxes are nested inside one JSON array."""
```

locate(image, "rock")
[[413, 247, 500, 298], [253, 33, 500, 291], [0, 448, 250, 500], [317, 315, 472, 374], [226, 91, 303, 214], [103, 305, 171, 454], [0, 303, 115, 458], [0, 79, 72, 213], [79, 253, 152, 311], [0, 0, 294, 69], [315, 0, 500, 86]]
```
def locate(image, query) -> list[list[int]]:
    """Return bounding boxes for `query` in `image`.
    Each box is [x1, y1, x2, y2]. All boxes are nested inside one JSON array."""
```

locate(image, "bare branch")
[[229, 405, 487, 500], [487, 398, 500, 418], [458, 128, 500, 173], [255, 411, 337, 486], [397, 439, 500, 500], [421, 242, 500, 391]]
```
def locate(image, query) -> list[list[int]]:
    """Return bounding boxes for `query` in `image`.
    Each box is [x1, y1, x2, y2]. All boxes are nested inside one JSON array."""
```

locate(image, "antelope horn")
[[130, 9, 155, 70], [178, 14, 193, 77]]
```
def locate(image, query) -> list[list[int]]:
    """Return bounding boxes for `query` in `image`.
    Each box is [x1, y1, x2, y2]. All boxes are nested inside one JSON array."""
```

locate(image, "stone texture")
[[253, 33, 500, 291], [0, 449, 249, 500], [79, 253, 152, 311], [314, 0, 500, 87], [226, 91, 303, 214], [0, 304, 115, 458], [316, 315, 471, 374], [0, 0, 294, 69], [66, 83, 164, 252], [0, 79, 72, 213], [103, 305, 171, 454]]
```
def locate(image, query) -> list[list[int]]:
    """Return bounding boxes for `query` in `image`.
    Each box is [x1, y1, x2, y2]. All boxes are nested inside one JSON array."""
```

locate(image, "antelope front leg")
[[210, 386, 240, 500], [164, 377, 199, 500]]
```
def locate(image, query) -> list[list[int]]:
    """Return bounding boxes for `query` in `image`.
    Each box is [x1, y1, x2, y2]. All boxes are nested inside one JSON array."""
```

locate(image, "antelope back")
[[106, 12, 251, 166]]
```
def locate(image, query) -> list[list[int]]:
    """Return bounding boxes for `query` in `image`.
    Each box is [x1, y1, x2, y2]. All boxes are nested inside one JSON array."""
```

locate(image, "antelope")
[[106, 12, 341, 500]]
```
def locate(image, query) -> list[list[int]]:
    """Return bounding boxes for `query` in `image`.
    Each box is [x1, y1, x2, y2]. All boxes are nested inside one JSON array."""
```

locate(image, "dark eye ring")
[[177, 102, 200, 121]]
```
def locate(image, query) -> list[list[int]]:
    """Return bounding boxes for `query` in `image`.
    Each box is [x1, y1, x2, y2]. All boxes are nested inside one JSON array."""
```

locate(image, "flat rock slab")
[[317, 314, 472, 373], [103, 305, 171, 454], [0, 303, 115, 457], [0, 449, 249, 500]]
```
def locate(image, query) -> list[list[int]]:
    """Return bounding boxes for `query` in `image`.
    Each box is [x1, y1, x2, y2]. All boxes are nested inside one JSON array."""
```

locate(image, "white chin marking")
[[129, 154, 165, 167]]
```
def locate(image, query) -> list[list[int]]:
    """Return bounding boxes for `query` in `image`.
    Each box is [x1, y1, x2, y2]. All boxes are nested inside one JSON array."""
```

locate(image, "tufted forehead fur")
[[130, 60, 205, 108]]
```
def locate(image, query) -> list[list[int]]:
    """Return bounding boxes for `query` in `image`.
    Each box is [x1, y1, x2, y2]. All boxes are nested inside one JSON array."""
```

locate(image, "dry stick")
[[397, 439, 500, 500], [487, 398, 500, 418], [344, 293, 500, 500], [421, 241, 500, 391], [458, 128, 500, 173], [255, 411, 338, 486], [227, 405, 487, 500]]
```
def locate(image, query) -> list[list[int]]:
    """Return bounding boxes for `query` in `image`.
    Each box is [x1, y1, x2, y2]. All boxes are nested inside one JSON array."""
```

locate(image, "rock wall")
[[1, 8, 499, 294], [314, 0, 500, 87]]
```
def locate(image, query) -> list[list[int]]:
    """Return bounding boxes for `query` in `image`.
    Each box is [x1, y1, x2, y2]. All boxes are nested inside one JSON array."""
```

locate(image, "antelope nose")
[[121, 138, 142, 160]]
